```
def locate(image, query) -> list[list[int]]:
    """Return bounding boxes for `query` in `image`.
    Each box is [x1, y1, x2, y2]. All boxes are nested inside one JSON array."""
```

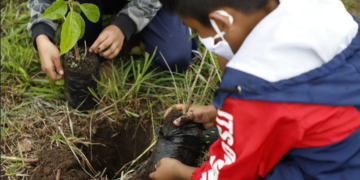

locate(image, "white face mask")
[[199, 10, 234, 61]]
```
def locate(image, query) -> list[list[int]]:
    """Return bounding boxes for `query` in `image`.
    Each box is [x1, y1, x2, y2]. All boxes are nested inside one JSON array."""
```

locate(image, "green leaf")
[[129, 46, 143, 55], [187, 31, 198, 42], [74, 12, 85, 40], [55, 79, 65, 85], [79, 3, 100, 23], [6, 164, 20, 174], [49, 78, 55, 87], [73, 3, 82, 14], [50, 136, 62, 140], [41, 0, 67, 20], [60, 11, 81, 56]]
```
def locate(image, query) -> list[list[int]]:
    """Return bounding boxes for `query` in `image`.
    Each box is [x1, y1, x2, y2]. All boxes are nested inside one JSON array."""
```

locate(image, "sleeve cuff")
[[111, 14, 137, 41], [31, 23, 56, 51]]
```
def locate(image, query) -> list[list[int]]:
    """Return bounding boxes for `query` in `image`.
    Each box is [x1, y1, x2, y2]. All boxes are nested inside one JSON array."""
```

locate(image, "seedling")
[[70, 62, 78, 68], [41, 0, 100, 63]]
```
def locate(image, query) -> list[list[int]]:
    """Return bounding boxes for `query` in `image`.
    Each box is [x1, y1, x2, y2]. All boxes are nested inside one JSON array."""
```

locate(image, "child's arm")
[[113, 0, 162, 40], [149, 158, 196, 180], [27, 0, 59, 50], [191, 99, 304, 180], [36, 34, 64, 81], [28, 0, 64, 81]]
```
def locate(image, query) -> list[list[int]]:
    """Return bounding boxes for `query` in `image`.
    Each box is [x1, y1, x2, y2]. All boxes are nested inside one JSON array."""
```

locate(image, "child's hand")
[[89, 25, 125, 59], [164, 104, 217, 129], [149, 158, 195, 180], [36, 34, 64, 81]]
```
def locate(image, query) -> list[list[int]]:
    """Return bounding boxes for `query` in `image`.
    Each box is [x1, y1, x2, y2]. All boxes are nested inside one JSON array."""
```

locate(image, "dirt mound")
[[32, 149, 88, 180], [82, 118, 154, 179]]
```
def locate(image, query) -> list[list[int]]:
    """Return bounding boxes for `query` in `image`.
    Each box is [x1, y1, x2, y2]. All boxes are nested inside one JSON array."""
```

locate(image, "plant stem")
[[83, 40, 87, 59], [74, 42, 81, 63], [183, 49, 208, 114]]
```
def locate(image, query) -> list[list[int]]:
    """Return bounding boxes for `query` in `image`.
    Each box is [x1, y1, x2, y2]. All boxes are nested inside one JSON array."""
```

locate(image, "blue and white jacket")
[[192, 0, 360, 179]]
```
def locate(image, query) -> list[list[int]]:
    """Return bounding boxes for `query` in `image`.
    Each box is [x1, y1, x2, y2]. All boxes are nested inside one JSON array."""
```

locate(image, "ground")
[[1, 0, 359, 179]]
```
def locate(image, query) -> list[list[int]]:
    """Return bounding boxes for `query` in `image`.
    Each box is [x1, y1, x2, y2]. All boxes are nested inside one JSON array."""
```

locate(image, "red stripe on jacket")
[[191, 98, 360, 180]]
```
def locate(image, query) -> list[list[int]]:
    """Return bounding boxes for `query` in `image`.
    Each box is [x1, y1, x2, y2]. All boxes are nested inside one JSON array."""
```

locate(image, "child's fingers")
[[155, 159, 162, 169], [148, 160, 161, 179], [90, 33, 108, 53], [173, 117, 183, 126], [107, 46, 122, 60], [164, 104, 185, 117], [149, 172, 156, 180], [96, 38, 113, 54], [101, 41, 120, 59], [42, 63, 63, 81], [45, 68, 57, 81], [164, 107, 173, 118], [52, 56, 64, 76]]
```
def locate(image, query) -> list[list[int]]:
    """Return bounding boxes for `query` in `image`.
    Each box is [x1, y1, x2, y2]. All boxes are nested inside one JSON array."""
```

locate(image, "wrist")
[[176, 163, 196, 180], [35, 34, 51, 48], [110, 15, 136, 41], [115, 25, 125, 40], [207, 104, 217, 119]]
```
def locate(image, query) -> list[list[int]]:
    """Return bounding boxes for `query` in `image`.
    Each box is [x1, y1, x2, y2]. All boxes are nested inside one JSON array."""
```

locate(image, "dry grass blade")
[[66, 102, 74, 136], [56, 169, 61, 180], [209, 51, 222, 83], [183, 49, 208, 113], [1, 156, 39, 163], [200, 66, 215, 104], [159, 52, 180, 104]]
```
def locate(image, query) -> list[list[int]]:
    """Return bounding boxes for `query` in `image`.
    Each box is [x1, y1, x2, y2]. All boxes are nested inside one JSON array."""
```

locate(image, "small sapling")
[[41, 0, 100, 64]]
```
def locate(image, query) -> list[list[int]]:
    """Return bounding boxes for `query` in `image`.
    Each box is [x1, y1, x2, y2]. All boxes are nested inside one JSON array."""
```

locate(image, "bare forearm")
[[36, 34, 51, 47]]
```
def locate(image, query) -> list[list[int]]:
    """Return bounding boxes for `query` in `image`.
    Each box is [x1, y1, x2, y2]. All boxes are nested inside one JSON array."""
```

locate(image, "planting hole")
[[81, 118, 153, 179]]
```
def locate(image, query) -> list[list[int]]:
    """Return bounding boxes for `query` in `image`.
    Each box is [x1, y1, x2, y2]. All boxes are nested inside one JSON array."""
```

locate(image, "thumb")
[[149, 172, 156, 180], [155, 159, 162, 169], [173, 117, 183, 126], [52, 55, 64, 76]]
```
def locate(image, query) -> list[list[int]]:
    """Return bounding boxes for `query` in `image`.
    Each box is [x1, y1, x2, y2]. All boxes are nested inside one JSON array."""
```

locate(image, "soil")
[[81, 118, 154, 179], [31, 116, 153, 179], [32, 149, 88, 180], [63, 46, 100, 79], [30, 109, 202, 180]]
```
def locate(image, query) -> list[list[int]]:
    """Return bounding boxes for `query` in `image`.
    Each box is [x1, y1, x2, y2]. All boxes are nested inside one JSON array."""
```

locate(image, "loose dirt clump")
[[32, 149, 88, 180]]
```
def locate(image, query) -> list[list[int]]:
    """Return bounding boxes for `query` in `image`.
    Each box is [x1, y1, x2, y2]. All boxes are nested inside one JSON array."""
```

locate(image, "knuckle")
[[43, 66, 50, 71]]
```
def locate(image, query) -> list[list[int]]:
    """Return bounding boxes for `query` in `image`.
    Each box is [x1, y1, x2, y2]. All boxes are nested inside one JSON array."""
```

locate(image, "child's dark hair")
[[159, 0, 270, 27]]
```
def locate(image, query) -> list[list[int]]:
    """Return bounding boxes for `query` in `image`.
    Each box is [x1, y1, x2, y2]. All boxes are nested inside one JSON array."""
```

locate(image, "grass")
[[344, 0, 360, 17], [1, 0, 359, 179]]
